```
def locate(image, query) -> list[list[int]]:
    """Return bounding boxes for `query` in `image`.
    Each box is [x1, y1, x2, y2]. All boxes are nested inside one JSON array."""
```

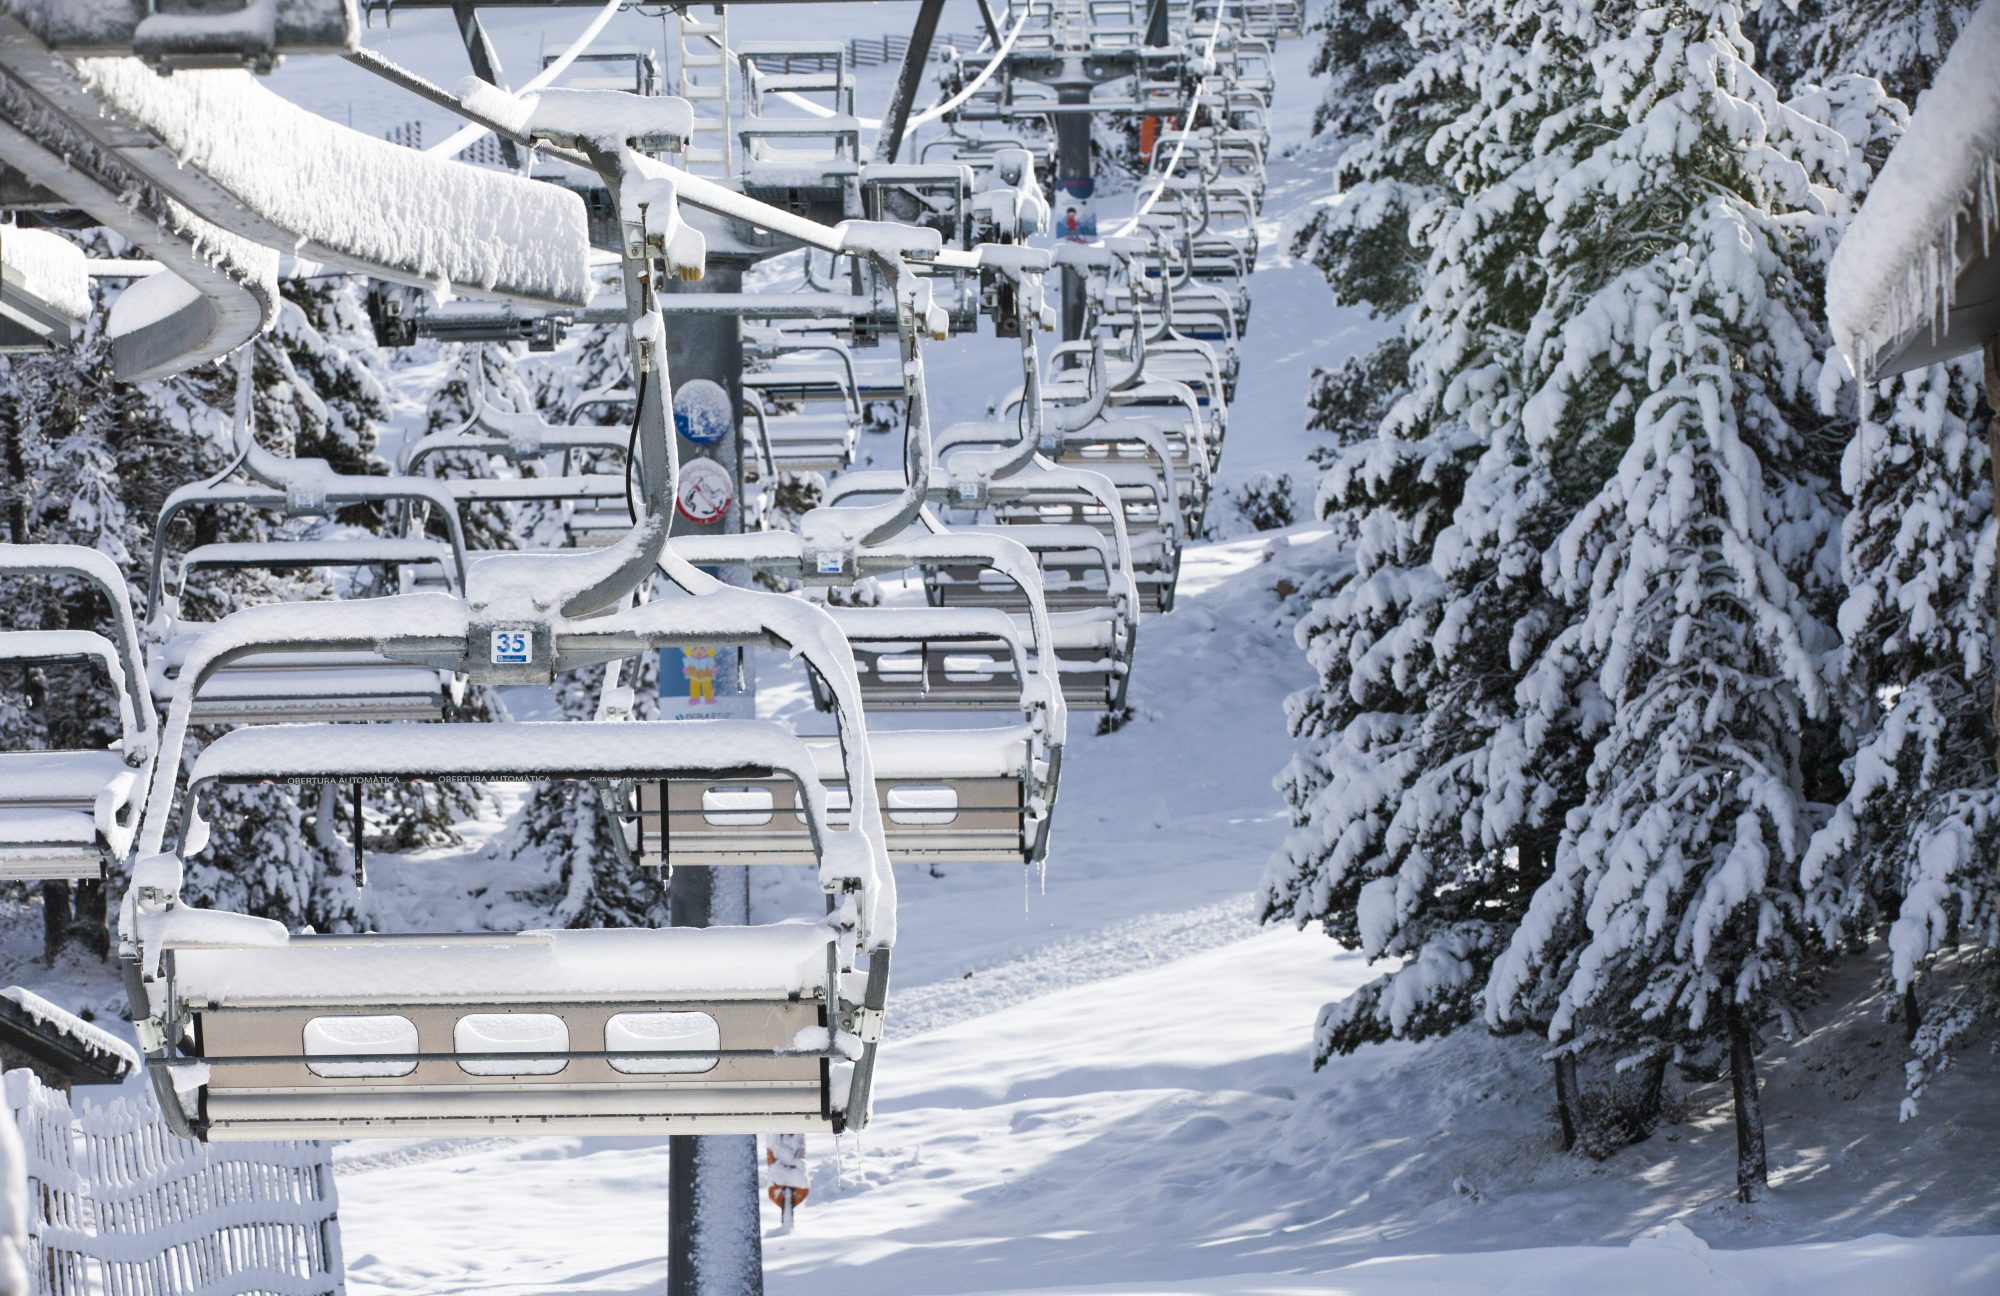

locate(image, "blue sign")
[[673, 378, 733, 446]]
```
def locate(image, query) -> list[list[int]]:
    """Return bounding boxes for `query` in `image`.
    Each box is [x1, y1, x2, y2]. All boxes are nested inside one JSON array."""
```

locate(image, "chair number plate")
[[491, 628, 533, 665]]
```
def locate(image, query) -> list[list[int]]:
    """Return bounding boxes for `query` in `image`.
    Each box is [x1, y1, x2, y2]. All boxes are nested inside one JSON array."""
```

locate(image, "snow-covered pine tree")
[[1291, 1, 1431, 488], [1745, 1, 1980, 105], [1483, 0, 1866, 1201], [1264, 0, 1590, 1064], [1781, 25, 2000, 1116], [509, 656, 670, 928], [1309, 1, 1421, 144], [1803, 354, 1997, 1114]]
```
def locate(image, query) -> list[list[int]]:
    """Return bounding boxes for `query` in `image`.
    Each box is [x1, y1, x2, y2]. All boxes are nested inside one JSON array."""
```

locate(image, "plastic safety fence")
[[3, 1069, 345, 1296]]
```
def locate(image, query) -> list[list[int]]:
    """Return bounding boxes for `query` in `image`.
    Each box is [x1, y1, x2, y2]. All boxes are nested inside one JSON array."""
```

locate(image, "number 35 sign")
[[490, 627, 533, 665]]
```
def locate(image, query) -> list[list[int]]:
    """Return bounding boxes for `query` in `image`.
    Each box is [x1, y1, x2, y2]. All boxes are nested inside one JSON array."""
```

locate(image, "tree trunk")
[[1553, 1053, 1582, 1153], [1903, 981, 1923, 1045], [68, 879, 108, 959], [1635, 1053, 1669, 1130], [1727, 1002, 1768, 1203], [40, 880, 71, 965]]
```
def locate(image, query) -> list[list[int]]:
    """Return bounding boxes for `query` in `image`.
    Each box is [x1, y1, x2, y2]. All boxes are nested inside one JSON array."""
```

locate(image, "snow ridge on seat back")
[[72, 57, 593, 307]]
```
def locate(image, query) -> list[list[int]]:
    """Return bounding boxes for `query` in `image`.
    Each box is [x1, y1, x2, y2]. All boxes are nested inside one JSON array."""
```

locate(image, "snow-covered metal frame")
[[0, 225, 86, 351], [400, 404, 637, 549], [0, 544, 156, 882]]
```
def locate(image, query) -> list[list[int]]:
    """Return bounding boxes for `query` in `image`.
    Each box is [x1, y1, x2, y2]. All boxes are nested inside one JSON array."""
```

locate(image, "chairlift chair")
[[132, 719, 881, 1141], [819, 473, 1139, 712], [121, 576, 900, 1142], [147, 465, 472, 724], [0, 545, 156, 881], [667, 530, 1068, 866]]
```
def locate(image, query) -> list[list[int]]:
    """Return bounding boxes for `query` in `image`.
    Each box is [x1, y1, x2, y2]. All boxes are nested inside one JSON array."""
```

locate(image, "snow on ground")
[[3, 8, 1996, 1295]]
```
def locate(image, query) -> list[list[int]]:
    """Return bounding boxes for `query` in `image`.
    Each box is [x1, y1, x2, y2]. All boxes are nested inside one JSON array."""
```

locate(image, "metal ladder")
[[676, 3, 734, 176]]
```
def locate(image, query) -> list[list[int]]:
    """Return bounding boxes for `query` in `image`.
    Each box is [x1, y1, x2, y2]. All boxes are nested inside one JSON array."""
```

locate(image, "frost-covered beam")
[[0, 0, 358, 72], [0, 15, 595, 335], [1827, 0, 2000, 380], [0, 61, 278, 379]]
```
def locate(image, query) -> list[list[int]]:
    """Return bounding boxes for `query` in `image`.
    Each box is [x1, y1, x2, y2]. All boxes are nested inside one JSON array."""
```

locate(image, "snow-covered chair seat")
[[142, 717, 885, 1139], [823, 605, 1040, 712], [742, 365, 862, 411], [150, 638, 458, 724], [1102, 378, 1222, 461], [988, 467, 1183, 614], [1050, 418, 1209, 527], [1130, 348, 1231, 416], [0, 545, 156, 879], [917, 527, 1136, 712], [151, 539, 466, 723], [655, 722, 1052, 868], [755, 406, 860, 474], [159, 923, 842, 1141], [669, 530, 1070, 721], [741, 354, 864, 474], [1104, 293, 1241, 349], [821, 470, 1141, 633], [0, 226, 89, 351]]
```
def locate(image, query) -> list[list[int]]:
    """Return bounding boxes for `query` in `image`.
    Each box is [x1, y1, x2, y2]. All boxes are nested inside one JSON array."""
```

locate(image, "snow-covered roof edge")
[[1827, 0, 2000, 379], [0, 985, 140, 1074]]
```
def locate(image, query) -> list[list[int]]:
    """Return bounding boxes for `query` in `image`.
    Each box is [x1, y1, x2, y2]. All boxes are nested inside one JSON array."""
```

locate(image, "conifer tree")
[[1265, 0, 1588, 1063], [1786, 13, 1999, 1116], [1481, 0, 1871, 1200]]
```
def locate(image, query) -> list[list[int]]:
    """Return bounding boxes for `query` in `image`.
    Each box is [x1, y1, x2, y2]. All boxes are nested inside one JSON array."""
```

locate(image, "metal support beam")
[[665, 250, 761, 1295], [448, 0, 522, 169], [974, 0, 1003, 46], [1145, 0, 1170, 47], [873, 0, 947, 164], [1055, 83, 1093, 340], [668, 863, 766, 1296]]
